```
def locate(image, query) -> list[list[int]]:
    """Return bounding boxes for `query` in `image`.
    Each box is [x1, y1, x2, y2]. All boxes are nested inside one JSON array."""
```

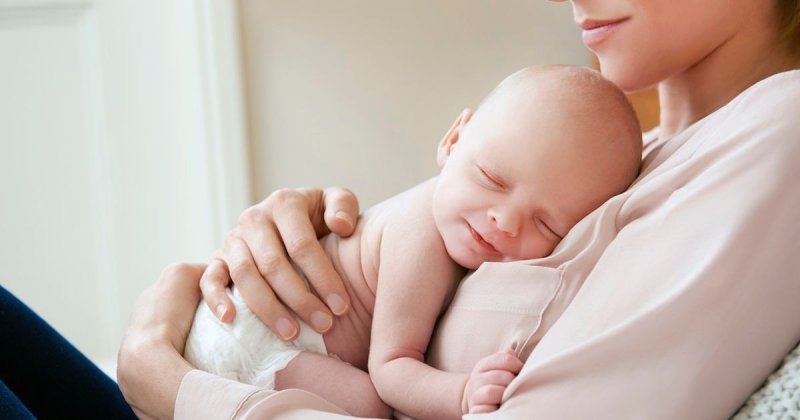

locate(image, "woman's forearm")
[[118, 263, 205, 419], [118, 335, 193, 419]]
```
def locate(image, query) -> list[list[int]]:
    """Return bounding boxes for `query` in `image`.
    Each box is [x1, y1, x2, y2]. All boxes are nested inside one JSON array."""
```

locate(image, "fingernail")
[[215, 304, 228, 320], [310, 311, 333, 332], [326, 293, 347, 315], [335, 211, 354, 229], [276, 318, 297, 340]]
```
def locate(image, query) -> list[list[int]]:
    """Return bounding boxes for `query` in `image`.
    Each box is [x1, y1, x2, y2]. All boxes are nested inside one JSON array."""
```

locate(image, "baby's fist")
[[462, 348, 523, 415]]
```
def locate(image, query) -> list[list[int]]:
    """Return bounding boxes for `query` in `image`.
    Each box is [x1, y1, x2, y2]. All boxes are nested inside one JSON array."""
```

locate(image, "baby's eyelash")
[[479, 167, 494, 182], [536, 218, 563, 240], [477, 166, 502, 188]]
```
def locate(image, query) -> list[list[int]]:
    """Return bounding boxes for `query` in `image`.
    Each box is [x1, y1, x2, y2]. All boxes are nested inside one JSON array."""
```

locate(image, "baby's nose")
[[488, 209, 520, 237]]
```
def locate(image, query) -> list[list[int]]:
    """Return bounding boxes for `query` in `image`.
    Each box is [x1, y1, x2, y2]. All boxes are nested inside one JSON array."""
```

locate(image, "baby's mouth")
[[468, 223, 499, 254]]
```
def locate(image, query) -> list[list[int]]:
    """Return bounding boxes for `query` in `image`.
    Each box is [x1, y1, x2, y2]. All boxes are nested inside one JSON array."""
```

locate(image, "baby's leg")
[[275, 352, 392, 419]]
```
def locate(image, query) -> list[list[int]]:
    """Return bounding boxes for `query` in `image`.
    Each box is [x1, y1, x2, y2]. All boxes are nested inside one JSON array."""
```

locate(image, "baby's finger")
[[479, 370, 517, 388], [474, 350, 524, 374], [199, 258, 235, 322], [469, 404, 498, 414], [469, 384, 507, 409]]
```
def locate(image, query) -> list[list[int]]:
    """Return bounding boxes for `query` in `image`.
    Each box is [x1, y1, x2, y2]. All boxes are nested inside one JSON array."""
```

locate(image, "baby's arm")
[[367, 196, 468, 419]]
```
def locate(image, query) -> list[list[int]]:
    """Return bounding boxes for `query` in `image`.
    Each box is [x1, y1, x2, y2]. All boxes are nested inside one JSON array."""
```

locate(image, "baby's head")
[[432, 65, 642, 269]]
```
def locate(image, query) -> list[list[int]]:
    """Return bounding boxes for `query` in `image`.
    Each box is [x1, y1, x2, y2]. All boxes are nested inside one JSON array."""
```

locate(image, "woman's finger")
[[320, 186, 360, 238], [241, 189, 349, 318], [242, 224, 336, 334], [199, 258, 235, 323], [223, 236, 302, 341], [271, 194, 351, 317]]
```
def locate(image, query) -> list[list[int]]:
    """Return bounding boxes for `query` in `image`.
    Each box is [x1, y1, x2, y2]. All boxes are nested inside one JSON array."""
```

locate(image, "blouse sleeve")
[[175, 370, 353, 419], [476, 78, 800, 419]]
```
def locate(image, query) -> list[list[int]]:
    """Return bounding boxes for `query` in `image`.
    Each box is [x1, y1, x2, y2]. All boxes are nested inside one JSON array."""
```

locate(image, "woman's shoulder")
[[682, 69, 800, 163], [711, 69, 800, 138], [632, 70, 800, 218]]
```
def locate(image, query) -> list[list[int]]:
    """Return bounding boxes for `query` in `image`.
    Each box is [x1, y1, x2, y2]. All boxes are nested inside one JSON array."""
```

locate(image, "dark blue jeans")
[[0, 285, 136, 419]]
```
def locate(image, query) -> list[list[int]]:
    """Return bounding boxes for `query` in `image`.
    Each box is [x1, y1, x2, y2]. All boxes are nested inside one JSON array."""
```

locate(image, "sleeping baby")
[[185, 64, 643, 418]]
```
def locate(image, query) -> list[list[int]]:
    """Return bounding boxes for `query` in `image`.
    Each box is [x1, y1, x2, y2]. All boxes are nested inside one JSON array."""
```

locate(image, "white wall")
[[241, 0, 590, 207], [0, 0, 248, 374]]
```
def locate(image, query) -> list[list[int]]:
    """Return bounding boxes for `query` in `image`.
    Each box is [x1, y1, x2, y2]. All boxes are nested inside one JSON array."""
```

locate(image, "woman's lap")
[[0, 380, 34, 420], [0, 285, 136, 419]]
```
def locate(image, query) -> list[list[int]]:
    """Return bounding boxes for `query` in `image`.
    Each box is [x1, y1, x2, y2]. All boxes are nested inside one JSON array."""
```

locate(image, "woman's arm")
[[117, 263, 204, 419], [200, 187, 360, 340], [118, 263, 359, 420]]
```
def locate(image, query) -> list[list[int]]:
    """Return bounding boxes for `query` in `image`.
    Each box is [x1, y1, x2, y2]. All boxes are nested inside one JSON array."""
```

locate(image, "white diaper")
[[184, 287, 327, 389]]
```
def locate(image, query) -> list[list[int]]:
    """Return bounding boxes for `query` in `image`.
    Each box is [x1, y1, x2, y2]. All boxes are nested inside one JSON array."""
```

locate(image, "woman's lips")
[[579, 18, 628, 48], [469, 224, 499, 254]]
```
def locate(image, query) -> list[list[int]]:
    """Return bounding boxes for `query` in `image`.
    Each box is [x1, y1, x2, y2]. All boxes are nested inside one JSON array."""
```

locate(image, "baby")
[[185, 65, 643, 418]]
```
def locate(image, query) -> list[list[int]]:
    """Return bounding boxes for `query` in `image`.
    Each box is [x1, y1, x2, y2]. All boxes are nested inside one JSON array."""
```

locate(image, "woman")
[[120, 0, 800, 418]]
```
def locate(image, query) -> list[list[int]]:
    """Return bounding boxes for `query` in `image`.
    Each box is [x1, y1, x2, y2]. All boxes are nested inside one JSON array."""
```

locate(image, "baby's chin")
[[445, 245, 494, 270], [448, 246, 543, 269]]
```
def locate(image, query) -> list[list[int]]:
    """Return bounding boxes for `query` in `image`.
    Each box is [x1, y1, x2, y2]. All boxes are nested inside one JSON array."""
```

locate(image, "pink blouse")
[[175, 70, 800, 419]]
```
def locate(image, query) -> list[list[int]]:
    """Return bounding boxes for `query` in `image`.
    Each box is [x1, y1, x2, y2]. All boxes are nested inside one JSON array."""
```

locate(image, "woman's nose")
[[488, 207, 520, 237]]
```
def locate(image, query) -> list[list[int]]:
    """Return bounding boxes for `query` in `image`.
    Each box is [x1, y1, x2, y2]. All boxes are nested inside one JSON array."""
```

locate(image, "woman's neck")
[[658, 22, 800, 140]]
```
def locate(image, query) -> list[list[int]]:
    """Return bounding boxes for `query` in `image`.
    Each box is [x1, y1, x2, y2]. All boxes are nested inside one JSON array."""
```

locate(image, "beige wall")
[[241, 1, 590, 207]]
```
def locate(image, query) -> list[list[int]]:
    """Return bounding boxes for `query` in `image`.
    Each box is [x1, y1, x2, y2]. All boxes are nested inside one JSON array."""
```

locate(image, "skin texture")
[[117, 1, 800, 418]]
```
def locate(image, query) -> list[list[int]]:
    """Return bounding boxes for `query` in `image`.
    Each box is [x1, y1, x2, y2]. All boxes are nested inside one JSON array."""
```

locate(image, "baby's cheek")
[[518, 236, 559, 260], [438, 228, 473, 268]]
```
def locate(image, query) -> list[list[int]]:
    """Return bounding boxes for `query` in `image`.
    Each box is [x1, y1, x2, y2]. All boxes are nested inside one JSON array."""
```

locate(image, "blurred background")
[[0, 0, 656, 376]]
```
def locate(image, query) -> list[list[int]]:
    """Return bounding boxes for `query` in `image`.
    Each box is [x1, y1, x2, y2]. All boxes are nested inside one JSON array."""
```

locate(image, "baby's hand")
[[462, 348, 524, 415]]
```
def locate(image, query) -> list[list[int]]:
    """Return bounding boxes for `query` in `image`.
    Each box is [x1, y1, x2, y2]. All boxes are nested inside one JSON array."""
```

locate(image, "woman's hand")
[[200, 187, 360, 341], [117, 263, 205, 420], [462, 348, 523, 415]]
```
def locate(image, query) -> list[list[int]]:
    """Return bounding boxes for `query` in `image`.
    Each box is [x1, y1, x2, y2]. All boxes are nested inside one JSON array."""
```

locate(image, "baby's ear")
[[437, 109, 473, 167]]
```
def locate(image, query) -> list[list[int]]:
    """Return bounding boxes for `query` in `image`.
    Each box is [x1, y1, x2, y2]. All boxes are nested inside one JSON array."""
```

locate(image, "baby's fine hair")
[[480, 64, 641, 139], [477, 65, 643, 173]]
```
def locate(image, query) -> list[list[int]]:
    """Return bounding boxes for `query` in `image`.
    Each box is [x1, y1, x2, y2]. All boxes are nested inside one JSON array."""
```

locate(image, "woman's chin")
[[598, 59, 662, 93]]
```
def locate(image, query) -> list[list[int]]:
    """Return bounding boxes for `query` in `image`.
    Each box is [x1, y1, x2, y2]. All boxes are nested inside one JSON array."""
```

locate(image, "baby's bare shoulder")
[[368, 178, 440, 243], [369, 178, 464, 308], [343, 178, 447, 291]]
